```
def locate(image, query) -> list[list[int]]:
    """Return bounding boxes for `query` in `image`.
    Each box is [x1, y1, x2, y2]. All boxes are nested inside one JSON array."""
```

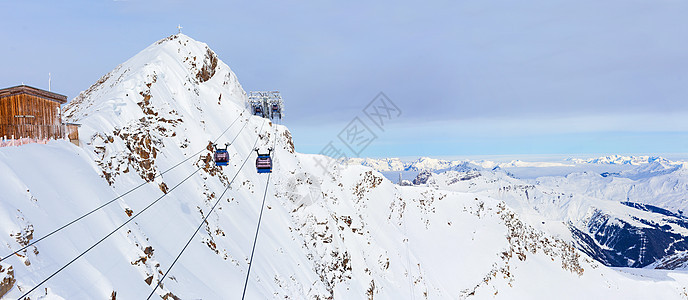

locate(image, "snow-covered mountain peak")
[[568, 154, 676, 166], [64, 33, 245, 127], [619, 159, 684, 180], [3, 33, 688, 299], [62, 33, 251, 187]]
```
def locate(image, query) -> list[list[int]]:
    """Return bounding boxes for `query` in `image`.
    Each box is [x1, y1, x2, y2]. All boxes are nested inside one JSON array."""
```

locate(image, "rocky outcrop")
[[0, 264, 15, 298]]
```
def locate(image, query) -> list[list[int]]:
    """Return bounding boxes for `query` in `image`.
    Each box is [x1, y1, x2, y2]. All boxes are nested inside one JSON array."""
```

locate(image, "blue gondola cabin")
[[214, 143, 230, 166], [255, 149, 272, 173]]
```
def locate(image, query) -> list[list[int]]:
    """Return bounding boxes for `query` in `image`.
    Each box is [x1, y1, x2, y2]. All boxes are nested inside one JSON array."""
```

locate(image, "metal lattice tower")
[[248, 91, 284, 120]]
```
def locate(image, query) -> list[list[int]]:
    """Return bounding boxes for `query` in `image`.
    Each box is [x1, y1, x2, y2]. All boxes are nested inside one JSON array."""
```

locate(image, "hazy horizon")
[[2, 0, 686, 158]]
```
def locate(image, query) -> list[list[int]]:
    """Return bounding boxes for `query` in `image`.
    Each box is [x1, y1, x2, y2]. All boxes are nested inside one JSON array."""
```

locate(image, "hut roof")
[[0, 85, 68, 104]]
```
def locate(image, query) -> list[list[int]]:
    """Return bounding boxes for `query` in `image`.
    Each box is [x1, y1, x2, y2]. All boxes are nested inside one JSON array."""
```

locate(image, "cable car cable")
[[147, 120, 267, 299], [18, 164, 204, 299], [241, 171, 271, 300], [1, 110, 247, 263], [19, 115, 261, 299], [241, 124, 279, 300]]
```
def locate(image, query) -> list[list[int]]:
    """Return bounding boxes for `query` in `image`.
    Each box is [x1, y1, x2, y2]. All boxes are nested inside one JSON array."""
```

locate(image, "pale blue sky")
[[1, 0, 687, 158]]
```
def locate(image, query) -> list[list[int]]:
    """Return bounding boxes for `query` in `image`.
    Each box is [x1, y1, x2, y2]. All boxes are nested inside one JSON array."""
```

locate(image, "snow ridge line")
[[0, 110, 246, 264], [148, 120, 267, 299]]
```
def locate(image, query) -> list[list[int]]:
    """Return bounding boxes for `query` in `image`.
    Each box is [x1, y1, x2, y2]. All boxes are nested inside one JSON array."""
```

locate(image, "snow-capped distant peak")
[[568, 155, 675, 166], [3, 33, 688, 300]]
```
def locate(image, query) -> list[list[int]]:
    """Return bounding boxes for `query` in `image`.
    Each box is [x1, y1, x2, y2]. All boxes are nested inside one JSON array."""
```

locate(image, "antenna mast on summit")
[[177, 24, 183, 34]]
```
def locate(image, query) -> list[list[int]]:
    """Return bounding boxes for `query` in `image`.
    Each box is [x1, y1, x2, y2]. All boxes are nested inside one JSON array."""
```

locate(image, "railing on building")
[[0, 123, 78, 148]]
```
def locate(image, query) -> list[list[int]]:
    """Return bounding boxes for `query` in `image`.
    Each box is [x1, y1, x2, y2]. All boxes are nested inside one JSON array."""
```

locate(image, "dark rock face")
[[652, 251, 688, 269], [413, 171, 433, 185], [571, 204, 688, 268]]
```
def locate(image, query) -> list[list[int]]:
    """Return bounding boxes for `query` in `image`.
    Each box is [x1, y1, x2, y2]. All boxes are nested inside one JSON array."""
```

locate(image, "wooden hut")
[[0, 85, 67, 140], [64, 122, 81, 146]]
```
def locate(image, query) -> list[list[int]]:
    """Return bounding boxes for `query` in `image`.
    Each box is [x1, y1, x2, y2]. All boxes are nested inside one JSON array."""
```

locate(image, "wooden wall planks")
[[0, 94, 64, 139]]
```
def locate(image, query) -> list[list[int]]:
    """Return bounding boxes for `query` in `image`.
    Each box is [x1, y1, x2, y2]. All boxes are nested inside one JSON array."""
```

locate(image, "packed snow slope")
[[2, 34, 688, 299]]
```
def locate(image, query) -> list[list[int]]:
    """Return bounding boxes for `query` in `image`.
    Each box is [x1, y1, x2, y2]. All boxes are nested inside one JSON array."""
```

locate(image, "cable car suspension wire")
[[0, 111, 247, 263], [20, 114, 258, 299], [241, 123, 279, 300], [147, 120, 267, 299], [19, 165, 204, 299]]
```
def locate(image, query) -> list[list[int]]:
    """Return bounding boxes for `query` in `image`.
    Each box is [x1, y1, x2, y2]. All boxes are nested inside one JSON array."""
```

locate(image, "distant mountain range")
[[2, 34, 688, 299], [348, 155, 686, 173], [351, 155, 688, 269]]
